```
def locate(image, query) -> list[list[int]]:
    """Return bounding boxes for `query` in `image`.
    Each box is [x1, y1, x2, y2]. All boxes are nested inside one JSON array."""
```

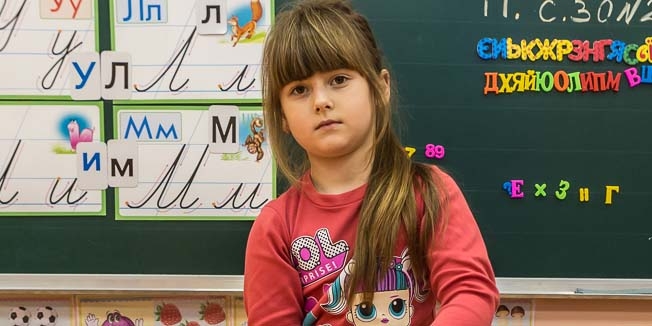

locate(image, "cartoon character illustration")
[[9, 307, 30, 326], [84, 311, 143, 326], [244, 116, 265, 162], [228, 0, 263, 46], [67, 119, 94, 151], [33, 306, 58, 326], [320, 249, 426, 325]]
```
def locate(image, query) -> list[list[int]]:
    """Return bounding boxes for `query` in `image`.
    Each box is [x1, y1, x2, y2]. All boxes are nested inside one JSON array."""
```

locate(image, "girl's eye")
[[290, 86, 307, 95], [355, 302, 376, 322], [388, 298, 407, 319], [331, 75, 348, 85]]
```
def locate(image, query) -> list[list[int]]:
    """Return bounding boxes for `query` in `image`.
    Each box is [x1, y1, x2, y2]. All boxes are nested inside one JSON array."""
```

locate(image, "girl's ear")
[[282, 117, 290, 133], [379, 69, 391, 103]]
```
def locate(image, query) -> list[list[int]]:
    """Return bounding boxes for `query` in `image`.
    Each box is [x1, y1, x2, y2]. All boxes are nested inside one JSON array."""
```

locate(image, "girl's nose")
[[313, 87, 333, 113]]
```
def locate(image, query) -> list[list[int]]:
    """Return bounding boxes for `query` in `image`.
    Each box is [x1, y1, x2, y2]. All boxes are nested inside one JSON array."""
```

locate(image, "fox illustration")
[[228, 0, 263, 47]]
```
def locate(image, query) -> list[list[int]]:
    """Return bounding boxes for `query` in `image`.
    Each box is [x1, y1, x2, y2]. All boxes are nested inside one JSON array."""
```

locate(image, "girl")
[[243, 0, 499, 325]]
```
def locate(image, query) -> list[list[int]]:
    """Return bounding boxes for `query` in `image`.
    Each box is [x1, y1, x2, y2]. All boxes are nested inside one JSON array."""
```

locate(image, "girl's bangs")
[[270, 14, 365, 87]]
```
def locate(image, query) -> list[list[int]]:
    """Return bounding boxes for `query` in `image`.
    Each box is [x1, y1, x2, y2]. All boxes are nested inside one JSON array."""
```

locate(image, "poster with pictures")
[[112, 105, 273, 220], [78, 296, 231, 326], [109, 0, 273, 102], [0, 0, 98, 99], [493, 299, 534, 326], [2, 296, 73, 326]]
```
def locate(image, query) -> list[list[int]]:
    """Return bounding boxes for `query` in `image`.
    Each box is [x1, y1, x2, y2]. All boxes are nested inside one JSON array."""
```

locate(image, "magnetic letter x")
[[534, 183, 547, 197]]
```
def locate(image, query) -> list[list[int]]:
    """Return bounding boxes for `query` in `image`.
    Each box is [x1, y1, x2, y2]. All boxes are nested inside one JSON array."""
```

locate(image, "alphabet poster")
[[0, 102, 104, 215], [113, 105, 273, 220], [0, 0, 98, 99], [109, 0, 273, 102]]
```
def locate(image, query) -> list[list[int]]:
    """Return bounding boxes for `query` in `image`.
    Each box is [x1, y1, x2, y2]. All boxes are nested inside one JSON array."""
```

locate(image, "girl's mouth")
[[316, 119, 340, 129]]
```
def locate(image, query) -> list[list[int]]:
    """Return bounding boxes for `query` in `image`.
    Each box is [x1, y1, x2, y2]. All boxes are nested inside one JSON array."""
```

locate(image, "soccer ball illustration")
[[34, 307, 58, 326], [9, 307, 30, 326]]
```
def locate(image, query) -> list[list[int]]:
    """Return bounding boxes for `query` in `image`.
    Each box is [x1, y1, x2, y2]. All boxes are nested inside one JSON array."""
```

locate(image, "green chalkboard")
[[1, 0, 651, 278], [350, 0, 652, 278]]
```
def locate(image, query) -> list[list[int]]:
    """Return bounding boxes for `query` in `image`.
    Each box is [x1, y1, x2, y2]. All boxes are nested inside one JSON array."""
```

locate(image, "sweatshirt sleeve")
[[429, 170, 499, 326], [244, 205, 304, 325]]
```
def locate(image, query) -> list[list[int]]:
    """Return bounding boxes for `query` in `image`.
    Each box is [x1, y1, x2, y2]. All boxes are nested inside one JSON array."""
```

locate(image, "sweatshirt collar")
[[300, 172, 367, 207]]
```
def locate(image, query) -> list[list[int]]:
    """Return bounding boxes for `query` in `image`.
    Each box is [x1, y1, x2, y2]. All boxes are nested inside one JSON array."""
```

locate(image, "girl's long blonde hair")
[[262, 0, 443, 304]]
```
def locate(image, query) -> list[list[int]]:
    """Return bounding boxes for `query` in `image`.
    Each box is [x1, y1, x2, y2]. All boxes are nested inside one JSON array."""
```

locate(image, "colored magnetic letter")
[[605, 185, 620, 205], [510, 179, 524, 198]]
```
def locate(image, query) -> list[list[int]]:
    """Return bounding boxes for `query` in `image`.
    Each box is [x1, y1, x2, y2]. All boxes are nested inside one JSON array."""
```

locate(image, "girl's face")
[[279, 69, 380, 164], [347, 289, 412, 325]]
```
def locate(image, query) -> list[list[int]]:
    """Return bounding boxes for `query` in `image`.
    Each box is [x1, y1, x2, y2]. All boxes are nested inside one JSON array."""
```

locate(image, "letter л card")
[[197, 0, 228, 34], [101, 51, 133, 100]]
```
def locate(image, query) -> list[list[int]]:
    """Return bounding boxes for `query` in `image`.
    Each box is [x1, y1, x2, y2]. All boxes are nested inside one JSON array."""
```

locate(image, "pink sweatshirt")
[[244, 165, 499, 325]]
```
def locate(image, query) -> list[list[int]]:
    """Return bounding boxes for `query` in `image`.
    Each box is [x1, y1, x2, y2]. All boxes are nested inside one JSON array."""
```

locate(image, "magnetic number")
[[425, 144, 445, 159]]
